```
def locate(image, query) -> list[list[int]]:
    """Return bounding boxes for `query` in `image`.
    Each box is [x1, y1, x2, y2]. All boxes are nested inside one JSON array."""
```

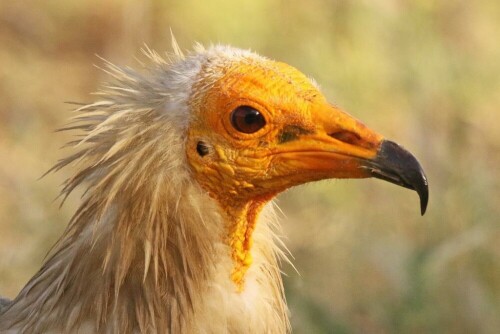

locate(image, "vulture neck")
[[2, 164, 288, 333]]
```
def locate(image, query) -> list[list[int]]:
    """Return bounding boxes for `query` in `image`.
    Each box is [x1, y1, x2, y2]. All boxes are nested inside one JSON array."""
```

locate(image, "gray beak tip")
[[368, 140, 429, 216]]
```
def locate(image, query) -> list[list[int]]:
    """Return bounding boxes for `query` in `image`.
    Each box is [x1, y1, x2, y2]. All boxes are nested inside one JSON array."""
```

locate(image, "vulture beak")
[[310, 102, 429, 215], [362, 140, 429, 215], [272, 101, 429, 215]]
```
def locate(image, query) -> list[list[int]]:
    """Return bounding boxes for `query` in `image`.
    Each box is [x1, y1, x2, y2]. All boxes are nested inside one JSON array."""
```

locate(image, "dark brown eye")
[[230, 106, 266, 134]]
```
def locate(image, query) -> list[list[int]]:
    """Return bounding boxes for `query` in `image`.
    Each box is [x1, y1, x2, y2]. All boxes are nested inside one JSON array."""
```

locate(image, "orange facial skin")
[[186, 59, 384, 289]]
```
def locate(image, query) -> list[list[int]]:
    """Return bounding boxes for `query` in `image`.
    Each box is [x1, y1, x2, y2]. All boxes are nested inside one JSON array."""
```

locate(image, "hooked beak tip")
[[367, 140, 429, 216], [417, 176, 429, 216]]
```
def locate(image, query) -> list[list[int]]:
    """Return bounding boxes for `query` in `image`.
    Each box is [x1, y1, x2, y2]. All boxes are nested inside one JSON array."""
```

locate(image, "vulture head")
[[184, 46, 428, 287], [186, 47, 427, 206]]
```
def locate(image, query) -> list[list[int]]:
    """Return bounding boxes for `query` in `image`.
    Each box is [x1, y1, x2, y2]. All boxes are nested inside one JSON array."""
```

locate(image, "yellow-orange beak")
[[269, 102, 429, 215]]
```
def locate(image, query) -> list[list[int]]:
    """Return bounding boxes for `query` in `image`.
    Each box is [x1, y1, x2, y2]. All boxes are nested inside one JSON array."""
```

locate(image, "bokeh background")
[[0, 0, 499, 333]]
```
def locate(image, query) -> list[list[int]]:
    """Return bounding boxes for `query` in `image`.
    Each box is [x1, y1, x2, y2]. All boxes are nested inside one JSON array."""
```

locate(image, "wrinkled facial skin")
[[186, 59, 383, 206]]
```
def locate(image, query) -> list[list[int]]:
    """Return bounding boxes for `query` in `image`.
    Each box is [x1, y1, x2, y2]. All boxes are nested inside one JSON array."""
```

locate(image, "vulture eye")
[[230, 106, 266, 134]]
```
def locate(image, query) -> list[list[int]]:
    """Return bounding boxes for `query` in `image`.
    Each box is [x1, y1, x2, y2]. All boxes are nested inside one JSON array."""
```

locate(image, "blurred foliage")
[[0, 0, 499, 333]]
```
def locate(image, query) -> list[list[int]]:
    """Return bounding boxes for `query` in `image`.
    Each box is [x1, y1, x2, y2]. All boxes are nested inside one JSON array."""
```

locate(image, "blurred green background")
[[0, 0, 499, 333]]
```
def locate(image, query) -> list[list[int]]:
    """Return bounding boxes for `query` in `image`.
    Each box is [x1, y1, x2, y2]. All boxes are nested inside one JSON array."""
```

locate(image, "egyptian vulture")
[[0, 42, 428, 333]]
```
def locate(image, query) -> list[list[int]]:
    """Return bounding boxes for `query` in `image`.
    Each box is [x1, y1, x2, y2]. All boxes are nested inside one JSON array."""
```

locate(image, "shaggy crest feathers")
[[0, 44, 289, 333]]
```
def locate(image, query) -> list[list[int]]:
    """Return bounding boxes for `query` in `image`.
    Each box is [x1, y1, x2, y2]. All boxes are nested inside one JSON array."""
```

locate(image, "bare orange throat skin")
[[228, 214, 255, 290], [226, 200, 266, 291], [196, 184, 269, 291]]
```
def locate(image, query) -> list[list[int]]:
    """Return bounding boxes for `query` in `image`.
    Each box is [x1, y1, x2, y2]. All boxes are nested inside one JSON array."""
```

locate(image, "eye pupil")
[[230, 106, 266, 134]]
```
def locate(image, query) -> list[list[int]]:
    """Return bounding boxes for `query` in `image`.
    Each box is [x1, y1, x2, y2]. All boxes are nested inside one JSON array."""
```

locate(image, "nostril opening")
[[329, 130, 362, 146]]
